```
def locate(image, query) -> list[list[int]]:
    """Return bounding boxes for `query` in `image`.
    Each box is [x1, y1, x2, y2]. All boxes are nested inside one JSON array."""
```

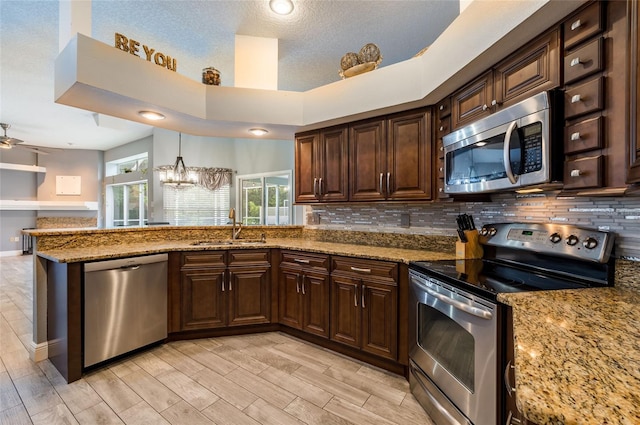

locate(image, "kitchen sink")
[[190, 239, 266, 246]]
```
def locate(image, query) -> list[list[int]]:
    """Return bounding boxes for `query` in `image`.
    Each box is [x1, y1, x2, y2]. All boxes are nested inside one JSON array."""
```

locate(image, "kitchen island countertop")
[[35, 237, 455, 264], [498, 287, 640, 425]]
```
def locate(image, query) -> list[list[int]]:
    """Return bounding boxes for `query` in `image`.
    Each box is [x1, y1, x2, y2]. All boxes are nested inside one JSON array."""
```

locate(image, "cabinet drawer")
[[564, 37, 603, 84], [281, 251, 329, 270], [564, 77, 604, 119], [437, 139, 445, 159], [437, 158, 445, 179], [565, 116, 603, 154], [228, 249, 270, 266], [564, 155, 604, 190], [182, 252, 226, 269], [332, 257, 398, 281], [436, 98, 451, 119], [563, 2, 604, 49], [436, 117, 450, 139]]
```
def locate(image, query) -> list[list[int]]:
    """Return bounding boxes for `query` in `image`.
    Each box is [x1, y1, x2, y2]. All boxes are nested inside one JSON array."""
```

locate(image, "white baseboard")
[[0, 250, 24, 257], [30, 341, 49, 362]]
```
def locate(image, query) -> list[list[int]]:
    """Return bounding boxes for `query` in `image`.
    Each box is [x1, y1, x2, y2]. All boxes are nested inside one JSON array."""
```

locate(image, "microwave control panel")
[[522, 122, 543, 174]]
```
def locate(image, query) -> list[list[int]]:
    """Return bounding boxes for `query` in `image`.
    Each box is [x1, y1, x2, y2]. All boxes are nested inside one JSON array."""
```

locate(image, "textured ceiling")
[[0, 0, 459, 151]]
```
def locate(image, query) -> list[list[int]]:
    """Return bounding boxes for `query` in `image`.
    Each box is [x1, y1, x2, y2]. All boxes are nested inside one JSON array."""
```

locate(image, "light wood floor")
[[0, 255, 434, 425]]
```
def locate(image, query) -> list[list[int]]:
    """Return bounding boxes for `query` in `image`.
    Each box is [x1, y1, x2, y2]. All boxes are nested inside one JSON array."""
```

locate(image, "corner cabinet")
[[294, 126, 349, 203], [330, 256, 398, 360], [628, 0, 640, 184], [179, 250, 271, 331], [350, 109, 432, 202]]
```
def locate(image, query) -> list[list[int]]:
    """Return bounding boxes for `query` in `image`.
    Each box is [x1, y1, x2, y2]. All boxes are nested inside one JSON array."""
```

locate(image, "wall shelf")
[[0, 163, 46, 173], [0, 200, 98, 211]]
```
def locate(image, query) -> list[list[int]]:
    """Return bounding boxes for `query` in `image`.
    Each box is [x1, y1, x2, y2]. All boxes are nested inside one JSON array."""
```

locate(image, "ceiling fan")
[[0, 123, 59, 155]]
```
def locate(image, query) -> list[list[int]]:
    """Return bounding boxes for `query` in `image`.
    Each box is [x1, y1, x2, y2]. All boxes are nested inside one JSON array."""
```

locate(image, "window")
[[163, 184, 230, 225], [105, 153, 148, 177], [106, 181, 147, 227], [237, 171, 292, 225]]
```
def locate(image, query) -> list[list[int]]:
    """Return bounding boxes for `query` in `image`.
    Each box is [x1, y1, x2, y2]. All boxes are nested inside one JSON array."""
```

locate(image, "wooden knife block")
[[455, 230, 484, 259]]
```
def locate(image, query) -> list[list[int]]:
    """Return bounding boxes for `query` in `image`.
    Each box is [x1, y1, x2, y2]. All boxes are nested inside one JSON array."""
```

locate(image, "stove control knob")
[[489, 228, 497, 236], [566, 235, 579, 246], [480, 227, 489, 236], [583, 237, 598, 249], [549, 233, 562, 244]]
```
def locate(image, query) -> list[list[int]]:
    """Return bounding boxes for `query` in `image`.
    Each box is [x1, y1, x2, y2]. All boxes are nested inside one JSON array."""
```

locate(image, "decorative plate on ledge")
[[340, 62, 377, 78]]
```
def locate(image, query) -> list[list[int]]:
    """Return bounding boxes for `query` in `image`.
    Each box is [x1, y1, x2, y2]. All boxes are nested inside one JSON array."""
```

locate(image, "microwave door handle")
[[503, 120, 518, 184]]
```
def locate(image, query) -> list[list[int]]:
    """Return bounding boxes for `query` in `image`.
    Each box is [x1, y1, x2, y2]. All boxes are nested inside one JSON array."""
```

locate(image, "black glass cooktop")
[[409, 259, 603, 300]]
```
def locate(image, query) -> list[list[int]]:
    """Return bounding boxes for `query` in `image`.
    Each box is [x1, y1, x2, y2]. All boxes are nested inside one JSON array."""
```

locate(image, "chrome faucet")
[[228, 208, 242, 240]]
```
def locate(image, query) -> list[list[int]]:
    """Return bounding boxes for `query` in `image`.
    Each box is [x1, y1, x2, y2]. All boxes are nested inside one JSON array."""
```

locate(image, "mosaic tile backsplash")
[[305, 192, 640, 260]]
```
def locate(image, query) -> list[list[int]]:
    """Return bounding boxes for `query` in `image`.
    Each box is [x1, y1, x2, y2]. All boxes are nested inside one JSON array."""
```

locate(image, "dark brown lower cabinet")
[[179, 250, 271, 331], [330, 257, 398, 361], [279, 251, 330, 338]]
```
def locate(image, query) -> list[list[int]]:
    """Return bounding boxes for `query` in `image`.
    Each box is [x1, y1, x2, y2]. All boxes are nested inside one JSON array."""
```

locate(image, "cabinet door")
[[451, 71, 493, 130], [330, 276, 361, 349], [628, 0, 640, 184], [301, 271, 330, 338], [361, 280, 398, 360], [295, 132, 320, 203], [279, 267, 302, 329], [227, 267, 270, 326], [494, 28, 560, 107], [349, 119, 387, 201], [386, 109, 431, 200], [181, 269, 226, 330], [319, 127, 349, 201]]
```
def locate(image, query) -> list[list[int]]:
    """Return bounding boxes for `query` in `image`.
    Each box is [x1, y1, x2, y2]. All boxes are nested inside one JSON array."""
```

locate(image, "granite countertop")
[[498, 288, 640, 425], [35, 237, 455, 264]]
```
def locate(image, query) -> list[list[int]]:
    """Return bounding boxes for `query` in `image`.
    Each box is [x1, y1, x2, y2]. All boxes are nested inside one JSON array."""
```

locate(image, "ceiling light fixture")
[[249, 128, 269, 136], [138, 110, 165, 121], [269, 0, 294, 15], [155, 133, 198, 187]]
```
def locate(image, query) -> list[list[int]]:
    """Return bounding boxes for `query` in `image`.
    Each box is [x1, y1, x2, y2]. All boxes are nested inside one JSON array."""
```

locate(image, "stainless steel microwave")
[[443, 91, 562, 194]]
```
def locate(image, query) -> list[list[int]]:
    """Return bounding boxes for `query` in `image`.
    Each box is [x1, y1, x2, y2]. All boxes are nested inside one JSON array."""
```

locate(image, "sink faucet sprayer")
[[229, 208, 242, 239]]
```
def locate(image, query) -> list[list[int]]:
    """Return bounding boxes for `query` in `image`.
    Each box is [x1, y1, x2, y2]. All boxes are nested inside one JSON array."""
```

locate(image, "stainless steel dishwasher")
[[84, 253, 168, 368]]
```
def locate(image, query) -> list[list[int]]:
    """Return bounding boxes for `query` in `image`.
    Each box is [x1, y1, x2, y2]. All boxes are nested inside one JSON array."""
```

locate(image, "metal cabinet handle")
[[301, 275, 306, 295], [361, 285, 366, 308], [482, 104, 488, 111], [318, 178, 323, 196], [570, 57, 582, 67], [570, 132, 581, 141], [296, 274, 300, 293], [491, 99, 498, 107], [386, 172, 391, 195], [228, 272, 233, 291], [379, 173, 384, 195], [571, 94, 582, 104], [571, 19, 581, 31], [354, 284, 359, 307], [221, 272, 226, 292], [504, 360, 516, 397], [350, 266, 371, 273], [313, 178, 318, 197], [439, 105, 444, 111], [439, 125, 444, 131], [506, 411, 522, 425], [570, 169, 582, 177], [294, 258, 310, 264]]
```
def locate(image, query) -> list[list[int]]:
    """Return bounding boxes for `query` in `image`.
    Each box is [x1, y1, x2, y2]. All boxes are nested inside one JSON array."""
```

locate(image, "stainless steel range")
[[408, 222, 615, 425]]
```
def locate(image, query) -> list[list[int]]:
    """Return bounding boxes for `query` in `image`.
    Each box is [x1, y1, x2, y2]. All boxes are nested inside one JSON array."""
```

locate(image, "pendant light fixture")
[[156, 133, 197, 186]]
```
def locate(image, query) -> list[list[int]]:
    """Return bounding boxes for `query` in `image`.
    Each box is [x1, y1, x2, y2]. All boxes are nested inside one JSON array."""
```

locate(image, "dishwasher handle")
[[84, 253, 168, 273]]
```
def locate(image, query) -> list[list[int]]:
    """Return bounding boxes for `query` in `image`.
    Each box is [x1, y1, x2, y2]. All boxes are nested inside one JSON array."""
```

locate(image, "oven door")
[[409, 270, 497, 425]]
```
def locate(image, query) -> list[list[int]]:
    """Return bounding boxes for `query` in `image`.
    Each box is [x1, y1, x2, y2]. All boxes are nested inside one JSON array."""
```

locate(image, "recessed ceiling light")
[[269, 0, 294, 15], [249, 128, 269, 136], [138, 110, 166, 121]]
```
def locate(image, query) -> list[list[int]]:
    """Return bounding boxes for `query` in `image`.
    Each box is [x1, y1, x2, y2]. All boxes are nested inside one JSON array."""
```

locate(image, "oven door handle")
[[424, 287, 493, 320], [503, 120, 519, 185]]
